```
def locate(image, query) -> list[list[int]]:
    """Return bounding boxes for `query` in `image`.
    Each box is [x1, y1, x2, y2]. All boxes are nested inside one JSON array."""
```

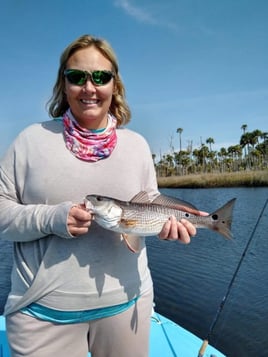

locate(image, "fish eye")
[[96, 196, 102, 201]]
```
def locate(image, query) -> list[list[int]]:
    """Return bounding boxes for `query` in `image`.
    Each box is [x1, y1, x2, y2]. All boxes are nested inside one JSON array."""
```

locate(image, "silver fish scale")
[[118, 202, 207, 235]]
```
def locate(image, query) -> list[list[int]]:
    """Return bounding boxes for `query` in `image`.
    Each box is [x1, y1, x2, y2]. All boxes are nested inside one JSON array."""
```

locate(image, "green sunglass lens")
[[92, 71, 113, 85], [66, 70, 86, 85]]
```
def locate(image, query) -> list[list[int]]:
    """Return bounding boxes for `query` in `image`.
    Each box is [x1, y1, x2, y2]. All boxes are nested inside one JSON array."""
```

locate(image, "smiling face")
[[64, 46, 115, 129]]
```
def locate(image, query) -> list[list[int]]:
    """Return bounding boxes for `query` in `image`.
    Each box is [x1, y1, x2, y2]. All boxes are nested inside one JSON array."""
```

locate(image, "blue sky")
[[1, 0, 267, 158]]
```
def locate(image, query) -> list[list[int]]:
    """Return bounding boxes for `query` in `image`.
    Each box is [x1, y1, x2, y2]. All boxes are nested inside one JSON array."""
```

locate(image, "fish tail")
[[209, 198, 236, 239]]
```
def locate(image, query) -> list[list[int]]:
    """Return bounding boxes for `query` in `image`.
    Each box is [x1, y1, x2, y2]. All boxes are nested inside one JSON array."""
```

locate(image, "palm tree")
[[176, 128, 183, 152], [218, 147, 228, 172], [240, 132, 251, 158], [240, 124, 248, 157], [206, 137, 215, 152], [227, 145, 242, 170], [241, 124, 247, 134], [240, 130, 263, 168], [256, 132, 268, 165], [251, 129, 263, 148], [174, 150, 191, 175], [193, 144, 209, 171]]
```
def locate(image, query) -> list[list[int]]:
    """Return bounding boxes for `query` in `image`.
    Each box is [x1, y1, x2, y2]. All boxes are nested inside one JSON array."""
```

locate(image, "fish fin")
[[209, 198, 236, 239], [131, 191, 200, 213], [152, 194, 200, 214], [122, 234, 141, 253], [130, 191, 151, 203]]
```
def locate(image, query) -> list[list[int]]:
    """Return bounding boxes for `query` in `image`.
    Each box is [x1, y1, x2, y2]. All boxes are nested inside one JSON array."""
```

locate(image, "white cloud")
[[113, 0, 178, 31], [114, 0, 157, 24]]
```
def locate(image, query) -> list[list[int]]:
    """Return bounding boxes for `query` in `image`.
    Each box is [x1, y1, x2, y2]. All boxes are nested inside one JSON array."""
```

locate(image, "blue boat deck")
[[0, 313, 225, 357]]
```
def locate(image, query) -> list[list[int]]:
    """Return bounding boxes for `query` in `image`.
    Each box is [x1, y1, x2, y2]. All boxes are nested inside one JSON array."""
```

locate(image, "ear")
[[113, 82, 118, 95], [112, 74, 119, 95]]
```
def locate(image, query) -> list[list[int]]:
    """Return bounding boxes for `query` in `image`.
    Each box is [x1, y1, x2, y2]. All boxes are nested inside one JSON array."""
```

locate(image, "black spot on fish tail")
[[209, 198, 236, 239]]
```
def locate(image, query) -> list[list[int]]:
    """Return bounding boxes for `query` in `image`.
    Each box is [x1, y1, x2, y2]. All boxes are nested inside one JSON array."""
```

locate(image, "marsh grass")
[[157, 170, 268, 188]]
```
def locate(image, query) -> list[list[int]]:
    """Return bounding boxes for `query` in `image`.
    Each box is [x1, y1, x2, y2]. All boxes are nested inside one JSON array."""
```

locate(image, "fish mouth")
[[84, 198, 94, 211]]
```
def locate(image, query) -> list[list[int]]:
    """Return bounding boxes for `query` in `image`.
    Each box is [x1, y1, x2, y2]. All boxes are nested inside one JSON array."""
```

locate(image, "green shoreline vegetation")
[[154, 126, 268, 188], [157, 170, 268, 188]]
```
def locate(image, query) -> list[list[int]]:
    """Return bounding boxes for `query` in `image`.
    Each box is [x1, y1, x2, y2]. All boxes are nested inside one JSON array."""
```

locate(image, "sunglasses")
[[64, 69, 114, 86]]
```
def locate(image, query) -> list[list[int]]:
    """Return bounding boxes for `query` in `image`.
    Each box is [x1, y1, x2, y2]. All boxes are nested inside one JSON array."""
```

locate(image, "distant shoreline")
[[157, 170, 268, 188]]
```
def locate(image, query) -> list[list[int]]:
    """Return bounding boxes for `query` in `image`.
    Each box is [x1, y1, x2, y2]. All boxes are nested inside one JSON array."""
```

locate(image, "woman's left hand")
[[159, 211, 208, 244], [159, 216, 196, 244]]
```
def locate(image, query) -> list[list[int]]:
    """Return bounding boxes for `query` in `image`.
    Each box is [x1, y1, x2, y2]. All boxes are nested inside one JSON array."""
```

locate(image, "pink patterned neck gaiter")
[[63, 110, 117, 162]]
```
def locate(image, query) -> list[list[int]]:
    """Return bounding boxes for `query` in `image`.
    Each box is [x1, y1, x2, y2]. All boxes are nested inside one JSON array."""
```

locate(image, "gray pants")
[[6, 289, 153, 357]]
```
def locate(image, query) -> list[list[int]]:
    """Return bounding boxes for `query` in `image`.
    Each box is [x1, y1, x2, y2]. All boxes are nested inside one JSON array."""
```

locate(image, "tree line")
[[153, 125, 268, 177]]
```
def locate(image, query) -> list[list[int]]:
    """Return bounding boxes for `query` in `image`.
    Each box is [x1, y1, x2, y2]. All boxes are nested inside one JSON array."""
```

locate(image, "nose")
[[82, 78, 96, 92]]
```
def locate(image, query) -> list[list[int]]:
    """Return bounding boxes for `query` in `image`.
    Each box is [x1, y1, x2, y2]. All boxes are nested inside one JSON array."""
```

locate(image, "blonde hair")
[[47, 34, 131, 126]]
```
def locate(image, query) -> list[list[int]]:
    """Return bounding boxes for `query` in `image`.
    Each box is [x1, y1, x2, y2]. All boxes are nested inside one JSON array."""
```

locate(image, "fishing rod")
[[198, 197, 268, 357]]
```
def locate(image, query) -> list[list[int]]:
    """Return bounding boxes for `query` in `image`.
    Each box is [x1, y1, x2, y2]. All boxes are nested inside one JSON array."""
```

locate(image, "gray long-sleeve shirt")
[[0, 120, 158, 315]]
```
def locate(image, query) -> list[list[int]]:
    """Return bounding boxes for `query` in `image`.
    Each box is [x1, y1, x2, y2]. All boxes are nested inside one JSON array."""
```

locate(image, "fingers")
[[67, 205, 93, 237], [199, 211, 209, 216], [180, 219, 197, 237], [159, 216, 178, 240], [159, 216, 196, 244]]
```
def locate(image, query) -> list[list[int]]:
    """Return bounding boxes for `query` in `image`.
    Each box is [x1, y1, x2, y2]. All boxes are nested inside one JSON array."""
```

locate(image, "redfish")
[[85, 192, 236, 252]]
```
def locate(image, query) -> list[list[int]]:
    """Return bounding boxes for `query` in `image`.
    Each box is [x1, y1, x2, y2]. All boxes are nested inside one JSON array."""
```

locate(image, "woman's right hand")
[[67, 204, 92, 237]]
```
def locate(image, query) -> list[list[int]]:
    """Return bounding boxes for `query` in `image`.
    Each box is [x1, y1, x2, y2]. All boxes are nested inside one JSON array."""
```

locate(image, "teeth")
[[81, 99, 98, 104]]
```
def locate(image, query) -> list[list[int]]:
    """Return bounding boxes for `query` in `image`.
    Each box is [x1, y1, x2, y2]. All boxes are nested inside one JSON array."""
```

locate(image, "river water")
[[147, 187, 268, 357], [0, 187, 267, 356]]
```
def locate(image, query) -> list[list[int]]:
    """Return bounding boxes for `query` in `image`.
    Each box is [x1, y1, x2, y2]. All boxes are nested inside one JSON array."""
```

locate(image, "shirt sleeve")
[[0, 154, 73, 243], [140, 137, 160, 201]]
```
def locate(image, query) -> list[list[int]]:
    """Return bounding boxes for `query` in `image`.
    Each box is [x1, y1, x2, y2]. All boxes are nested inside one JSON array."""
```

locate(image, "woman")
[[0, 34, 197, 357]]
